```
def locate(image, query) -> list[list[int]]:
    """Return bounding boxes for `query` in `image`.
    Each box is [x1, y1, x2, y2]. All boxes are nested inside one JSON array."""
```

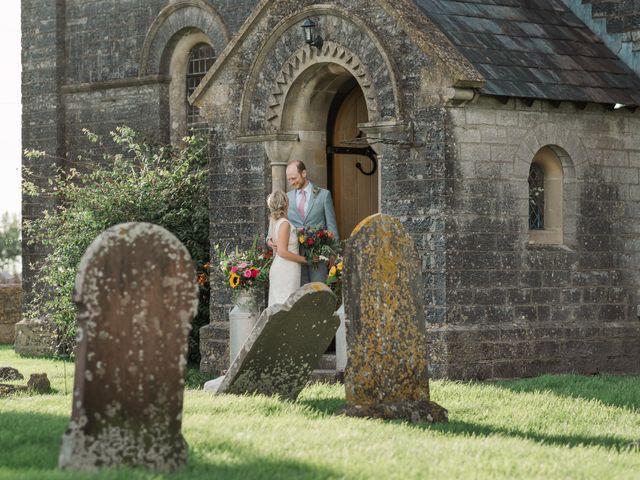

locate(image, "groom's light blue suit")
[[287, 183, 339, 284]]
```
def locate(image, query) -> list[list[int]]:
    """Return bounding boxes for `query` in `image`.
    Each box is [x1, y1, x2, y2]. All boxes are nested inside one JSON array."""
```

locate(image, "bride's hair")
[[267, 190, 288, 220]]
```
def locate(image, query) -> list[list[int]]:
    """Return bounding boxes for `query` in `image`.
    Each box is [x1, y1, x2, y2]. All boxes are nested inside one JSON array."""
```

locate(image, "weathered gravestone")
[[343, 213, 448, 423], [205, 283, 339, 401], [58, 223, 198, 472]]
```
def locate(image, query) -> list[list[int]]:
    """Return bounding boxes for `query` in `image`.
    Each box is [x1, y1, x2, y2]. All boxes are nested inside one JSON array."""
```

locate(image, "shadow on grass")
[[0, 412, 339, 479], [298, 384, 633, 451], [422, 419, 631, 451], [491, 374, 640, 411], [0, 412, 67, 470]]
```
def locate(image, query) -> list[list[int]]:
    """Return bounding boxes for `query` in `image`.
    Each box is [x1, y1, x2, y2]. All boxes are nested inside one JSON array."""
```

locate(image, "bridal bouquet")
[[211, 239, 273, 299], [297, 226, 340, 264]]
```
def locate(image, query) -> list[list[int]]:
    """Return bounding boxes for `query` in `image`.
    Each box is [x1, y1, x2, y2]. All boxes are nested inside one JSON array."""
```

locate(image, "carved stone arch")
[[265, 42, 377, 130], [139, 0, 229, 76], [239, 5, 403, 135], [513, 122, 585, 180], [513, 123, 582, 246]]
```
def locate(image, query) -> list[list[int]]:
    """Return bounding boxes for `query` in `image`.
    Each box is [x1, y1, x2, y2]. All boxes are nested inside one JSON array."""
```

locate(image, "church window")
[[528, 163, 544, 230], [527, 147, 564, 245], [186, 43, 215, 131]]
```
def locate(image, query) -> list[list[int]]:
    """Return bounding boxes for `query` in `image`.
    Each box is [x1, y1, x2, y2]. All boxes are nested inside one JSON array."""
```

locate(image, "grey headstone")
[[58, 223, 198, 472], [208, 283, 339, 401], [342, 214, 448, 423]]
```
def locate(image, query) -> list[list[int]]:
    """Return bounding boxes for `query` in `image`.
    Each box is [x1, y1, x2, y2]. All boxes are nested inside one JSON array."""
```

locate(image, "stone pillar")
[[264, 135, 298, 192]]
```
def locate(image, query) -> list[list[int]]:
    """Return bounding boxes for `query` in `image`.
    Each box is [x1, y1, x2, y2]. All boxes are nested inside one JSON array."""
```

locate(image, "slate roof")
[[414, 0, 640, 106]]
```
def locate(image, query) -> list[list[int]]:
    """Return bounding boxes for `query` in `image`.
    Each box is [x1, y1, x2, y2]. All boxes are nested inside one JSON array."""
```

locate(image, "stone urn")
[[228, 290, 259, 363]]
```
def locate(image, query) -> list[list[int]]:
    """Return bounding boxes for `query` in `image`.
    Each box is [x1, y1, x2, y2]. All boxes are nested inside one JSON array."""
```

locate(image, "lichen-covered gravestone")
[[58, 223, 198, 472], [205, 283, 339, 401], [343, 213, 448, 423]]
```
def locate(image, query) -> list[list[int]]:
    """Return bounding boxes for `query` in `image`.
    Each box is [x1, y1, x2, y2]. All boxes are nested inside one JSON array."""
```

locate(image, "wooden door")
[[332, 88, 379, 239]]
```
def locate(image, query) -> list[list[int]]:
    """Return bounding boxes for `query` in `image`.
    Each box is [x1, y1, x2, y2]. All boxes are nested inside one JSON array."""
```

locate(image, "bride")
[[267, 190, 307, 306]]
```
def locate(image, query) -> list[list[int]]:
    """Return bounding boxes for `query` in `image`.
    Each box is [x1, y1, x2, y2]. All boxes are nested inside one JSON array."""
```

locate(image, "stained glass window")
[[528, 163, 544, 230], [186, 43, 215, 132]]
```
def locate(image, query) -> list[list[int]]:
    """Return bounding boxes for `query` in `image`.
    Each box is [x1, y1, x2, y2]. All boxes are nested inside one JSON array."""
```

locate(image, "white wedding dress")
[[268, 218, 301, 307]]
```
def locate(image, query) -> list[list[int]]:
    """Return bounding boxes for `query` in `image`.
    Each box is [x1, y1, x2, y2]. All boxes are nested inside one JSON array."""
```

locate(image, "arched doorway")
[[328, 84, 379, 239]]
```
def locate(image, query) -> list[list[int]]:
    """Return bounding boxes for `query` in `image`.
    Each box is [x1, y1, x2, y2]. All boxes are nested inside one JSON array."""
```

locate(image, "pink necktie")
[[297, 190, 306, 219]]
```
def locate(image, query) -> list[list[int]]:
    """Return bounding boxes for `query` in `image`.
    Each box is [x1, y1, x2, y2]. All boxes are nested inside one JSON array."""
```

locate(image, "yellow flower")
[[229, 272, 240, 288], [329, 266, 337, 277], [337, 261, 343, 271], [298, 235, 305, 244]]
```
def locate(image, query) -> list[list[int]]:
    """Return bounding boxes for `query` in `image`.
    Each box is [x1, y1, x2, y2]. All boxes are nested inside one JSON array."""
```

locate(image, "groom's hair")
[[289, 160, 306, 173]]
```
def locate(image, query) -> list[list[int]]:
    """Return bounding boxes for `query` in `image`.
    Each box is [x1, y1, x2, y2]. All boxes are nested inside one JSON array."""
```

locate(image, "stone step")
[[308, 369, 344, 384], [316, 353, 337, 370]]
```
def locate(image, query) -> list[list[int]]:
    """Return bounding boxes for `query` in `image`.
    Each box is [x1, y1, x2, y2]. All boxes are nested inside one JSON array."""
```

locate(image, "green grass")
[[1, 345, 639, 479]]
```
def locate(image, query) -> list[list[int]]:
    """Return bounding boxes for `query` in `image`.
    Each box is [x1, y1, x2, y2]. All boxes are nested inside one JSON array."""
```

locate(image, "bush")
[[24, 127, 210, 363]]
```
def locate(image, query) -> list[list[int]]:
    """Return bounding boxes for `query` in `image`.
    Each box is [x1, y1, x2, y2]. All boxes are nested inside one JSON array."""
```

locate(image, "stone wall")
[[437, 95, 640, 378], [0, 285, 22, 344], [22, 0, 259, 319]]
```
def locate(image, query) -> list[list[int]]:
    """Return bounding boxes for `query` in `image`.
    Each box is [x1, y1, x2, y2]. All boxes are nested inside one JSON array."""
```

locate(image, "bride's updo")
[[267, 190, 288, 220]]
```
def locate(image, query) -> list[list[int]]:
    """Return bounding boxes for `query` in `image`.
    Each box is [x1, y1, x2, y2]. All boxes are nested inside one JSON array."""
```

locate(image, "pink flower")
[[238, 262, 248, 269], [243, 270, 253, 278], [230, 266, 238, 273]]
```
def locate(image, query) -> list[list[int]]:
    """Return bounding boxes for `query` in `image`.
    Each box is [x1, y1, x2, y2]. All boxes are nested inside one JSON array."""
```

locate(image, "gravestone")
[[342, 214, 448, 423], [58, 223, 198, 472], [205, 283, 339, 401], [0, 366, 23, 381]]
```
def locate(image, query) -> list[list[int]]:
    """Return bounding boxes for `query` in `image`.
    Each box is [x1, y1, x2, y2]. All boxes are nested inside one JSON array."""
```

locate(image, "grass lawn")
[[0, 345, 638, 479]]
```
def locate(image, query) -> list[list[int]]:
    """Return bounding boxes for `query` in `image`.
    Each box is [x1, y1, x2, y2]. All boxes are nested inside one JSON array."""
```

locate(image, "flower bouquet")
[[296, 226, 340, 264], [211, 238, 273, 302]]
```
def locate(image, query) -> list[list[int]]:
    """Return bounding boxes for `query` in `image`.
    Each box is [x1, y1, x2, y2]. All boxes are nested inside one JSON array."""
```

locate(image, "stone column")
[[264, 135, 298, 192]]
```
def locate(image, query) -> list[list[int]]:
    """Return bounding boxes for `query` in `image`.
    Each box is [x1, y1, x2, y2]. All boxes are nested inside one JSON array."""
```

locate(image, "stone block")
[[14, 317, 58, 357], [59, 223, 198, 472]]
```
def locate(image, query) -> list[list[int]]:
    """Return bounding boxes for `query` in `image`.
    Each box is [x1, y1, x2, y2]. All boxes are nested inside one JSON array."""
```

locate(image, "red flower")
[[251, 268, 260, 278], [317, 230, 325, 238], [307, 238, 315, 246]]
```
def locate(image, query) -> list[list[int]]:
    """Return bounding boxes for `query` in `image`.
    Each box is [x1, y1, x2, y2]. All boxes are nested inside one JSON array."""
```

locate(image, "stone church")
[[22, 0, 640, 378]]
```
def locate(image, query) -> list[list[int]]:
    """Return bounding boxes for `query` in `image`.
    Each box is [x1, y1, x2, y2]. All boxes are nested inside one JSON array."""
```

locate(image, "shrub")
[[24, 127, 210, 363]]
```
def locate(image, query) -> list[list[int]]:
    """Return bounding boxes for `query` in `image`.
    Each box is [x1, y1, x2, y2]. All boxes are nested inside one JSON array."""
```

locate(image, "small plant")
[[24, 127, 210, 362]]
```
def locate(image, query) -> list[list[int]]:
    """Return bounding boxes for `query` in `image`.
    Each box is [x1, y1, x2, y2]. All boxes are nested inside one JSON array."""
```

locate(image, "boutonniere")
[[312, 186, 320, 195]]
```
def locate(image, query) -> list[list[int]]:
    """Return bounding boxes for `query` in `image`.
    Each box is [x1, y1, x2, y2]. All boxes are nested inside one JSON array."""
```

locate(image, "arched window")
[[528, 163, 545, 230], [186, 43, 216, 132], [528, 147, 564, 244]]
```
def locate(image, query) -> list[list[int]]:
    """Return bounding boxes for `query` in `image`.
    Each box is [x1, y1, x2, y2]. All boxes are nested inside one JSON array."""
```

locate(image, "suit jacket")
[[287, 183, 340, 242]]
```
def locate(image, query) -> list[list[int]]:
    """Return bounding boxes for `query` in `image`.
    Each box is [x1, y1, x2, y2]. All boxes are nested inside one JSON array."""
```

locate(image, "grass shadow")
[[0, 411, 340, 479], [491, 374, 640, 411], [421, 419, 633, 451]]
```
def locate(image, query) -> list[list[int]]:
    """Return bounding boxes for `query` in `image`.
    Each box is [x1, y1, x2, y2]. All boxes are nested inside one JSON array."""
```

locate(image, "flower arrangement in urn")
[[209, 238, 273, 302], [296, 226, 340, 264]]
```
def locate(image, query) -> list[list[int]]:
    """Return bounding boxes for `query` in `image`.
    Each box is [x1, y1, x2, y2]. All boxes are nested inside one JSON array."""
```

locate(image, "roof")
[[414, 0, 640, 106]]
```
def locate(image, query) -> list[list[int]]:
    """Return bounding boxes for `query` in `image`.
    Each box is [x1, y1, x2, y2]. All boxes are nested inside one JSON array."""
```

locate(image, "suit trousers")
[[301, 261, 328, 285]]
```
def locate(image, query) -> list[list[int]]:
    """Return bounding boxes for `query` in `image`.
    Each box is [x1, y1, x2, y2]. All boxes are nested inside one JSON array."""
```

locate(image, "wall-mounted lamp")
[[301, 18, 323, 49]]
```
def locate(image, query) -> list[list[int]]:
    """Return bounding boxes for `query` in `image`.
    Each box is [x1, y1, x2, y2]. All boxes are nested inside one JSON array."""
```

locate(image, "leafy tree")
[[0, 212, 21, 274], [24, 127, 210, 362]]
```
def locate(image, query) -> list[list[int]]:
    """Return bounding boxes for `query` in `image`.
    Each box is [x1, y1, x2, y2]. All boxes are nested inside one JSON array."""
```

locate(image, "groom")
[[285, 160, 339, 284]]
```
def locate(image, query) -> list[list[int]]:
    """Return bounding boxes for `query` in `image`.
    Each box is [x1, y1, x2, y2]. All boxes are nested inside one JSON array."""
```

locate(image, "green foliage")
[[23, 127, 210, 362], [1, 347, 639, 479], [0, 212, 21, 272]]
